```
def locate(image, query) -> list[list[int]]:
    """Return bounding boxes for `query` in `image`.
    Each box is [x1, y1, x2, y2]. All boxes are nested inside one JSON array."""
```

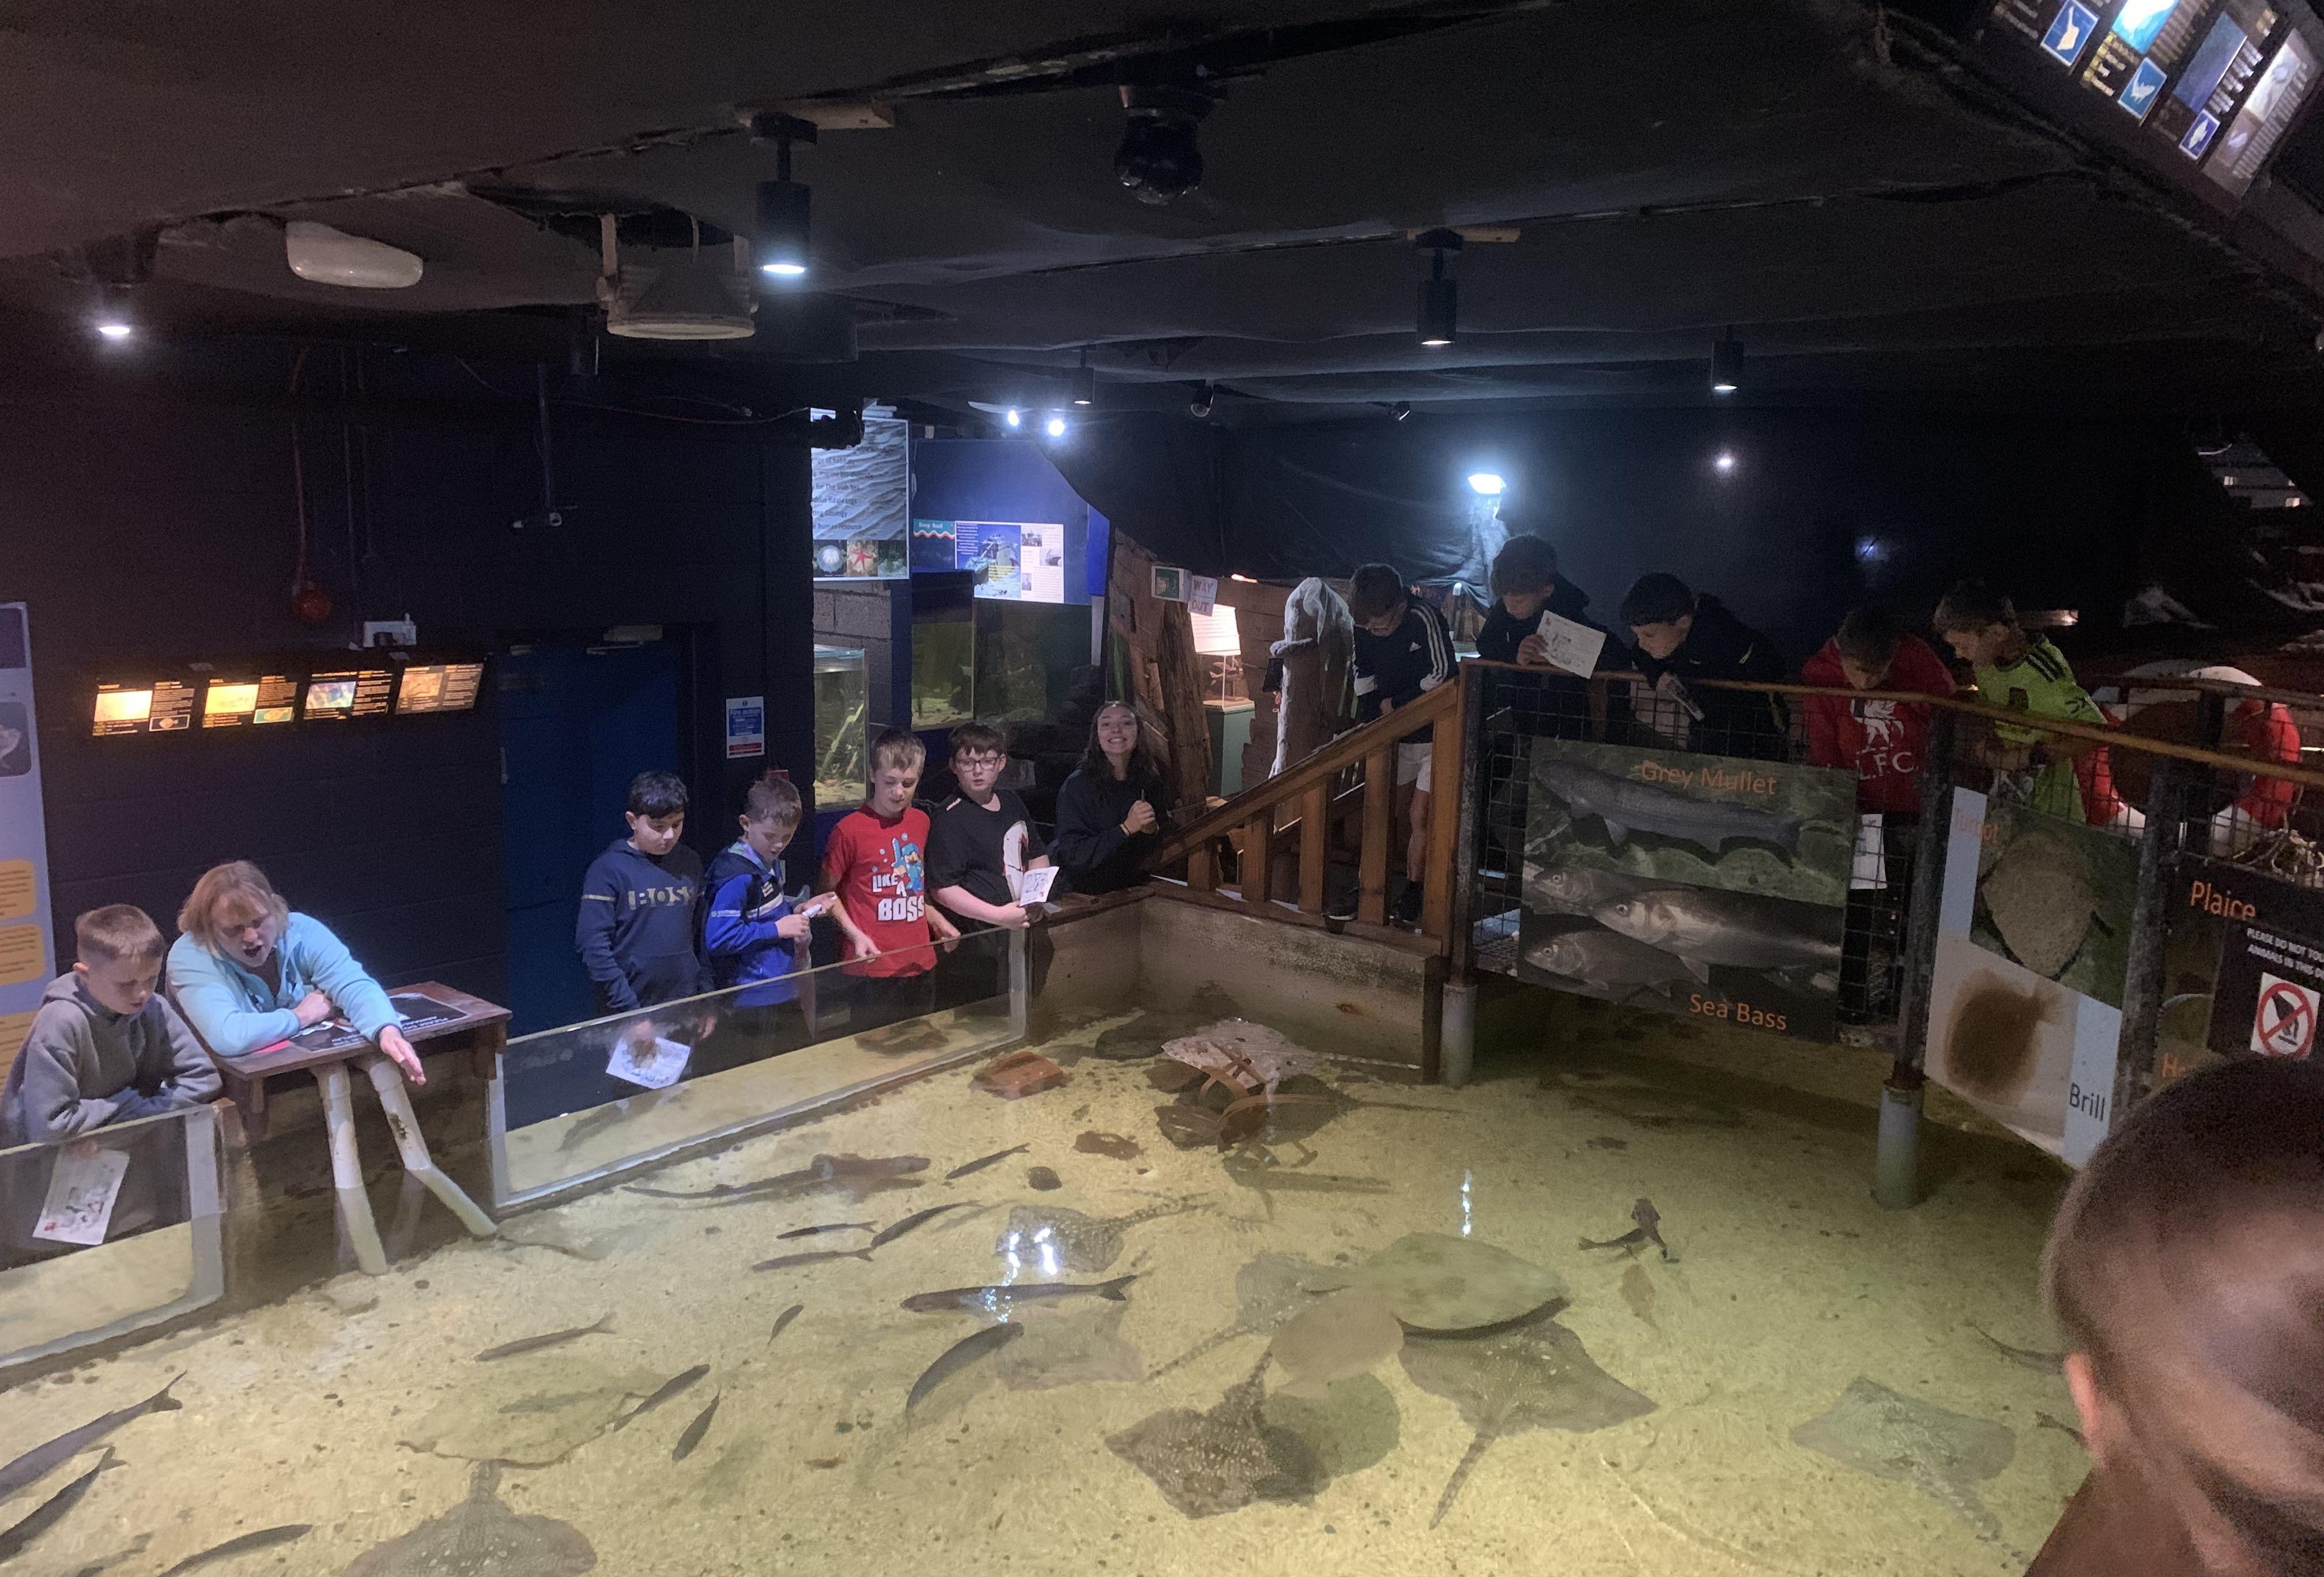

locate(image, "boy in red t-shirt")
[[819, 727, 960, 1033]]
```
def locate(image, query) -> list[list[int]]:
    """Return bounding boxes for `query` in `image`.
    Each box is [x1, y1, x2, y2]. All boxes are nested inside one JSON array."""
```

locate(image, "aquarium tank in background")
[[812, 646, 868, 809]]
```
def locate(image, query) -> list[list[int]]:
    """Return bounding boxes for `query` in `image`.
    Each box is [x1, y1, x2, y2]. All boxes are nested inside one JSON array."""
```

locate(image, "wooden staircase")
[[1144, 674, 1466, 953]]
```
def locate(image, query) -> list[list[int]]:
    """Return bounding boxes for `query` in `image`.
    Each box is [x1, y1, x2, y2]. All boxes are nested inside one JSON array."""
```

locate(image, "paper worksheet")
[[607, 1035, 692, 1091], [1535, 611, 1606, 678], [34, 1146, 130, 1246], [1015, 866, 1059, 906]]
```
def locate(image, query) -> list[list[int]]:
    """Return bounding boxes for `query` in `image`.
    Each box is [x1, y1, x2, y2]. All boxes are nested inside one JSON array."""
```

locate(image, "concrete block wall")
[[812, 580, 901, 730]]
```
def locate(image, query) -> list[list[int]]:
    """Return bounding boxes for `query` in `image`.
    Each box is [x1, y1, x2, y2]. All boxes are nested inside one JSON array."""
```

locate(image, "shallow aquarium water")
[[0, 1002, 2080, 1576]]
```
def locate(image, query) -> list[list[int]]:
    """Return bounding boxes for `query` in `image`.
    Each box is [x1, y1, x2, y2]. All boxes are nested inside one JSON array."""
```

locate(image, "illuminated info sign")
[[1983, 0, 2320, 199]]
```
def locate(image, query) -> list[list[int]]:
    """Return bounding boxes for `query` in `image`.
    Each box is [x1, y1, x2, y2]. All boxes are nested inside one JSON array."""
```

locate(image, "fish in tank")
[[813, 647, 868, 806]]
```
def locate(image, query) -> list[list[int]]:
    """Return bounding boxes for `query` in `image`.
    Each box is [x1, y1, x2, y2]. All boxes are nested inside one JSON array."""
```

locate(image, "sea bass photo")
[[1532, 759, 1802, 859], [1592, 887, 1840, 979], [1521, 930, 1695, 998], [1521, 864, 1674, 919]]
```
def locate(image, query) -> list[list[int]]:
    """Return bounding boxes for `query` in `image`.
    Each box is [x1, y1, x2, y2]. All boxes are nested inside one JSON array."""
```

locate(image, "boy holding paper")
[[2, 905, 220, 1146], [1473, 534, 1615, 865], [928, 722, 1052, 1007]]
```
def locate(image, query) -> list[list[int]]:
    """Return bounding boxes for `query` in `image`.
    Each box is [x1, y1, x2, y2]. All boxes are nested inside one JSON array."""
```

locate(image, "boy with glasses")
[[928, 723, 1051, 1008]]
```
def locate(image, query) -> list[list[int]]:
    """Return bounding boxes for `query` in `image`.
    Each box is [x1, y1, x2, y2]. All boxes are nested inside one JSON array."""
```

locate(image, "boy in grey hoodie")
[[1, 905, 220, 1146]]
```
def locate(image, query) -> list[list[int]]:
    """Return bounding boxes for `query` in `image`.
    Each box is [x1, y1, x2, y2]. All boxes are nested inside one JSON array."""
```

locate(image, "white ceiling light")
[[284, 221, 424, 289], [597, 214, 755, 341]]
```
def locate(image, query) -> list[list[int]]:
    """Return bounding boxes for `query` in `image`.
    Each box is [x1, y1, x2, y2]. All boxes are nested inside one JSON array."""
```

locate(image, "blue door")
[[498, 642, 681, 1034]]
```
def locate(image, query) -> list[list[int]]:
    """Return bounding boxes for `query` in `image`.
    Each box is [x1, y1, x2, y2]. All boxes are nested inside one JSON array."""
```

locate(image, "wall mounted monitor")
[[394, 662, 484, 715], [199, 673, 297, 729], [90, 679, 195, 737], [304, 669, 393, 720]]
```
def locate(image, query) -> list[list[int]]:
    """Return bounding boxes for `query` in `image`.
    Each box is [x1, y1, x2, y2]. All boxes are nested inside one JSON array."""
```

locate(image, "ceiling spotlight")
[[1711, 332, 1743, 395], [1467, 472, 1506, 496], [1071, 347, 1096, 407], [1714, 450, 1737, 474], [1416, 229, 1462, 348], [1189, 382, 1215, 420], [1005, 407, 1023, 429], [1046, 414, 1069, 438], [750, 113, 817, 280], [1115, 84, 1216, 206]]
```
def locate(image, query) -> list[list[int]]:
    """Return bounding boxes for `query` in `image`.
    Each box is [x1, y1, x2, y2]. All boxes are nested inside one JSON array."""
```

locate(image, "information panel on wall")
[[0, 605, 53, 1069], [1981, 0, 2321, 202], [88, 652, 487, 737], [922, 519, 1067, 602]]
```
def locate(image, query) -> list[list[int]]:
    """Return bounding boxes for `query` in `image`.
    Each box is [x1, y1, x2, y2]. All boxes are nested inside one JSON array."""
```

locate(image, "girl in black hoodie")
[[1049, 701, 1172, 895]]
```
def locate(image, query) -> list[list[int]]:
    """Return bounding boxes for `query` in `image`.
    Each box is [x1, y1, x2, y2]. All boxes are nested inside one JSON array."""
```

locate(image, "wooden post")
[[1187, 841, 1216, 895], [1242, 813, 1272, 908], [1421, 672, 1465, 940], [1298, 782, 1328, 913], [1359, 746, 1391, 925]]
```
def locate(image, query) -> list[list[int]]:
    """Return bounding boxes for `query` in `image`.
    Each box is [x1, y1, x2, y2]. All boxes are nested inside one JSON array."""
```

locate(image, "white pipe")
[[361, 1055, 497, 1239], [315, 1063, 387, 1276], [1440, 978, 1478, 1089]]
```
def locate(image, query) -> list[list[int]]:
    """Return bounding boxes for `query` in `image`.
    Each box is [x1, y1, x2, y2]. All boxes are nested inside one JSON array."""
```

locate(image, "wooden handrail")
[[1148, 681, 1461, 865], [1465, 658, 2324, 793]]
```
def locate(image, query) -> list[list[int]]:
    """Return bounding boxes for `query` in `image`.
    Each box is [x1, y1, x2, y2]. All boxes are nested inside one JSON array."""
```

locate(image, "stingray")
[[1088, 987, 1245, 1061], [995, 1203, 1197, 1274], [1162, 1020, 1318, 1095], [1401, 1315, 1655, 1527], [995, 1301, 1144, 1391], [1791, 1378, 2015, 1541], [1269, 1289, 1404, 1399], [1106, 1356, 1326, 1518], [345, 1463, 595, 1576], [1150, 1253, 1341, 1379], [1345, 1233, 1570, 1333]]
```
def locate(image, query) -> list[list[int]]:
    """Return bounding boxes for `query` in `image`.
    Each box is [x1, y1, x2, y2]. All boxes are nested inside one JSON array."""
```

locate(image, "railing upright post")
[[1298, 783, 1328, 913], [1359, 748, 1391, 925], [1421, 668, 1466, 942], [1445, 662, 1487, 977], [1895, 709, 1956, 1075], [1242, 813, 1272, 907], [2112, 756, 2193, 1131]]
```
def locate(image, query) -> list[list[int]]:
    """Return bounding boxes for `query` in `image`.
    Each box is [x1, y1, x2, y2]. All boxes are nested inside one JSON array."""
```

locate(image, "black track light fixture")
[[1188, 382, 1215, 420], [1711, 331, 1744, 395], [1116, 84, 1217, 206], [1070, 346, 1097, 407], [1393, 401, 1412, 421], [1416, 229, 1462, 349], [749, 112, 817, 281]]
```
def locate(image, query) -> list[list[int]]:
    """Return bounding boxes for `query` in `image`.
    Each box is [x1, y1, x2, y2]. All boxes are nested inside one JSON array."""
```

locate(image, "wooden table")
[[213, 981, 508, 1140], [212, 980, 508, 1274]]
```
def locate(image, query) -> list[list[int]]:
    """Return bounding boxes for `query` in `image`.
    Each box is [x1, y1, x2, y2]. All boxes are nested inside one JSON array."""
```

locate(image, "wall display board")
[[2156, 858, 2324, 1082], [1979, 0, 2322, 206], [200, 671, 298, 728], [0, 606, 51, 1069], [920, 520, 1069, 602], [1514, 740, 1857, 1040], [811, 411, 910, 581], [91, 653, 486, 737], [1925, 790, 2137, 1164]]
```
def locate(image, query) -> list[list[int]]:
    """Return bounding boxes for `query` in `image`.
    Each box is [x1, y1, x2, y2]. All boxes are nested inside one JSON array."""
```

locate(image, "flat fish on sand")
[[1161, 1021, 1318, 1094], [997, 1204, 1196, 1274], [1401, 1315, 1655, 1527], [402, 1362, 667, 1467], [1087, 987, 1246, 1062], [1150, 1253, 1341, 1380], [1268, 1289, 1404, 1400], [1791, 1378, 2016, 1541], [1107, 1357, 1325, 1518], [344, 1462, 595, 1576], [1346, 1233, 1569, 1333]]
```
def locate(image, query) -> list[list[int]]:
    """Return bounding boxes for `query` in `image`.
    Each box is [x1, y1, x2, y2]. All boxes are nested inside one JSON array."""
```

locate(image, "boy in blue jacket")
[[697, 774, 831, 1073], [575, 771, 710, 1016]]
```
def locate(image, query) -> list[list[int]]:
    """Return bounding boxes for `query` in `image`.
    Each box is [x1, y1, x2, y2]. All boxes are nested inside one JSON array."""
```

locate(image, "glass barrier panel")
[[0, 1104, 222, 1369], [491, 926, 1021, 1206]]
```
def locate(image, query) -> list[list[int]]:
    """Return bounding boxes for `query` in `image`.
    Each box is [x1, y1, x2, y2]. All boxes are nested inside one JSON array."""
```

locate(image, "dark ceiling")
[[6, 0, 2324, 420]]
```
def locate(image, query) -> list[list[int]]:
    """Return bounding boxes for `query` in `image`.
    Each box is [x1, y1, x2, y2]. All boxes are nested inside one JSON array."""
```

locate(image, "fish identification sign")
[[1511, 738, 1857, 1041]]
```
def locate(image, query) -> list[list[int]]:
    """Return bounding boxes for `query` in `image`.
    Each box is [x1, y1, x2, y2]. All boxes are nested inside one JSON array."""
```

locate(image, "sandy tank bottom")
[[0, 1003, 2082, 1576]]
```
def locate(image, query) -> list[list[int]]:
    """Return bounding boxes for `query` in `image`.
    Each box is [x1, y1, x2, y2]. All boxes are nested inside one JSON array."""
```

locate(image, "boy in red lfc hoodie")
[[1801, 608, 1956, 816]]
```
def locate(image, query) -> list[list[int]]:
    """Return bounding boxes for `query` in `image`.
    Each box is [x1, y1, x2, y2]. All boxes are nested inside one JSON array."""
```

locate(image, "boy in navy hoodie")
[[575, 770, 710, 1016], [697, 774, 832, 1073]]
